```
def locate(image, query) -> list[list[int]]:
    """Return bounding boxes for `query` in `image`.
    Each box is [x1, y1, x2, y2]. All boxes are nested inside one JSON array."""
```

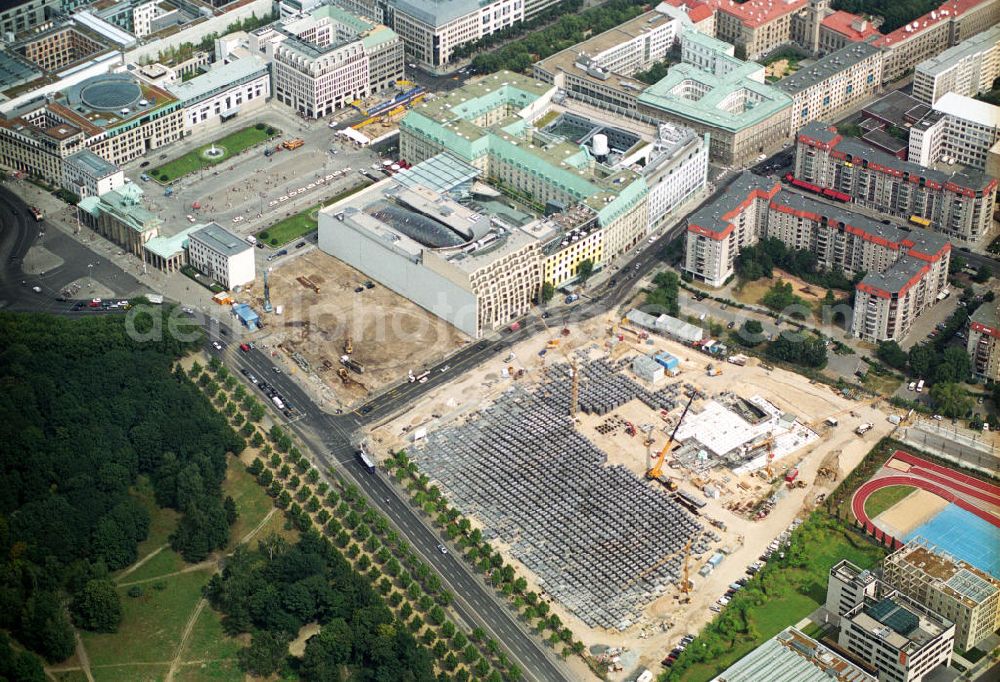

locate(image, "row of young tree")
[[201, 353, 521, 682], [0, 310, 243, 667], [450, 0, 583, 60], [467, 0, 648, 74]]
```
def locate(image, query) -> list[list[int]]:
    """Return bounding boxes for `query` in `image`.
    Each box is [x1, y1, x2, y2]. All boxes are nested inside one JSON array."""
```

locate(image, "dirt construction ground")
[[368, 308, 897, 675], [253, 248, 468, 410]]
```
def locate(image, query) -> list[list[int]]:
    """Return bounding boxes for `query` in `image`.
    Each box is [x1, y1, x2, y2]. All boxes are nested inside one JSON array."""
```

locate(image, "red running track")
[[852, 452, 1000, 532], [891, 450, 1000, 506]]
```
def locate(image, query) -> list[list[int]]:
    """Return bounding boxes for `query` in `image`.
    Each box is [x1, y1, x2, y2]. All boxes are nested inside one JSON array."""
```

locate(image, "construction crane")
[[646, 394, 695, 482], [537, 313, 581, 418], [621, 537, 693, 600]]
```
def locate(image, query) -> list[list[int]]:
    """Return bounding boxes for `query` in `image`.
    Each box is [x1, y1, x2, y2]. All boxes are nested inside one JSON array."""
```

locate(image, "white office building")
[[187, 223, 256, 289], [61, 150, 125, 199], [167, 55, 271, 131], [839, 595, 955, 682], [908, 93, 1000, 171], [642, 123, 709, 231]]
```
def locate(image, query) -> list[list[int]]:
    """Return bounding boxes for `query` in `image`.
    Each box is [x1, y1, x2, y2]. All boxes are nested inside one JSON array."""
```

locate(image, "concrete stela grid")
[[411, 357, 712, 631]]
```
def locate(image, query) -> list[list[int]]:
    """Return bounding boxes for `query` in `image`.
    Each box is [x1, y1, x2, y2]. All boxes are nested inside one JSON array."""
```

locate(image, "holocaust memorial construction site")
[[411, 355, 713, 631], [371, 311, 894, 659]]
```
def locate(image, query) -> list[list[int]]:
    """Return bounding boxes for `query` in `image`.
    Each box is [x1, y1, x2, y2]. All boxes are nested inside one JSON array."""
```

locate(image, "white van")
[[245, 235, 257, 245]]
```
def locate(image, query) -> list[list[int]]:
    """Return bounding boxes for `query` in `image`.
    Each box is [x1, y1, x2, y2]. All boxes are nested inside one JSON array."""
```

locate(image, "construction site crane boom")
[[620, 537, 693, 597], [537, 313, 580, 417], [646, 394, 695, 480]]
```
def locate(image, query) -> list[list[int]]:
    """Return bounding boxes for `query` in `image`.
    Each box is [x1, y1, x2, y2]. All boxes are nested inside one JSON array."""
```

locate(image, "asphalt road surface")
[[0, 184, 149, 312], [8, 164, 997, 680], [203, 326, 572, 682]]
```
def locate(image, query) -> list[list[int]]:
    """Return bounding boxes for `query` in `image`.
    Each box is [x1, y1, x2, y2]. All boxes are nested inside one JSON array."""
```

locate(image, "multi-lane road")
[[205, 324, 573, 681], [5, 164, 1000, 680]]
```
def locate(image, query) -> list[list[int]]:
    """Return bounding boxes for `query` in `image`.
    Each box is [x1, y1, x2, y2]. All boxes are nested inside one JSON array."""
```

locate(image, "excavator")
[[344, 336, 353, 355], [646, 394, 695, 489]]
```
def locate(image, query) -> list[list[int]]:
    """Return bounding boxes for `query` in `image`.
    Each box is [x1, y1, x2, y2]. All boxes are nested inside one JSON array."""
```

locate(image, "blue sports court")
[[905, 503, 1000, 578]]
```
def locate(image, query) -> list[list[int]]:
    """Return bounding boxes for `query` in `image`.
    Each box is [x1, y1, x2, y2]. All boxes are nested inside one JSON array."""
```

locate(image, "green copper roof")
[[401, 70, 648, 225], [639, 63, 791, 132]]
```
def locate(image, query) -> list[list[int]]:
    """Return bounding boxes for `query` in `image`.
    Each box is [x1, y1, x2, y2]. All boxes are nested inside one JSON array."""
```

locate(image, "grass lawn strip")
[[221, 458, 274, 550], [117, 547, 186, 586], [129, 476, 180, 560], [173, 659, 243, 681], [151, 126, 280, 183], [177, 603, 243, 663], [90, 663, 170, 682], [82, 568, 215, 666], [256, 180, 373, 247], [863, 484, 916, 520]]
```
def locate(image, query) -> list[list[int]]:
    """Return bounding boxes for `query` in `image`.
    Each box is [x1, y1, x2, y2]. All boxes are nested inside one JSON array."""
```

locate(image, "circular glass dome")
[[79, 79, 142, 112]]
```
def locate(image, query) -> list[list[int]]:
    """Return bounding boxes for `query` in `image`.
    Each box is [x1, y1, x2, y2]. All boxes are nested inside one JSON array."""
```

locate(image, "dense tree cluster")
[[0, 633, 45, 682], [450, 0, 582, 60], [735, 237, 858, 292], [206, 532, 435, 680], [634, 58, 674, 85], [733, 320, 765, 347], [765, 332, 828, 369], [468, 0, 647, 73], [0, 310, 243, 663], [760, 281, 807, 316], [832, 0, 942, 34], [644, 271, 681, 317]]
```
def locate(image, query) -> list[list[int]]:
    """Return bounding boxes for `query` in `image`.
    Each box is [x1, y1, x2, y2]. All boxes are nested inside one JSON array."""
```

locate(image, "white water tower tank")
[[592, 133, 609, 158]]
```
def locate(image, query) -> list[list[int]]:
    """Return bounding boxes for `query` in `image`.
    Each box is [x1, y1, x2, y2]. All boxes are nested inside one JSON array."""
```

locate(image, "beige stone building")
[[0, 71, 182, 183], [252, 5, 404, 119], [776, 41, 883, 135], [883, 539, 1000, 653], [876, 0, 1000, 84]]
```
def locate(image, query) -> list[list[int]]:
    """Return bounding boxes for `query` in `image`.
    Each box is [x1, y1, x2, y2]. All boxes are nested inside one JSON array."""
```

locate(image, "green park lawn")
[[257, 209, 318, 248], [130, 476, 180, 556], [77, 457, 277, 678], [91, 664, 170, 682], [222, 458, 275, 549], [150, 125, 280, 182], [82, 568, 214, 667], [256, 180, 373, 247], [172, 659, 244, 682], [673, 515, 887, 682], [178, 604, 243, 663], [118, 546, 186, 585], [863, 485, 916, 519]]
